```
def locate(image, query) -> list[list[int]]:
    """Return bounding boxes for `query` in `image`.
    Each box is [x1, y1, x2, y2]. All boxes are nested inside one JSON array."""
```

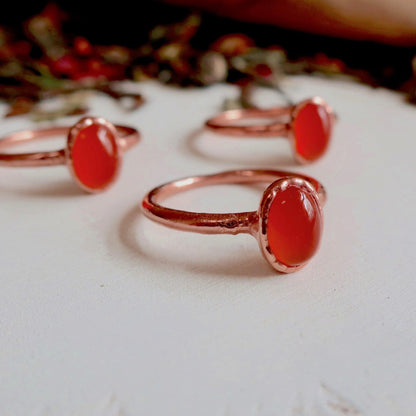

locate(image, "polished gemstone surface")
[[293, 101, 331, 162], [267, 184, 322, 267], [71, 123, 118, 190]]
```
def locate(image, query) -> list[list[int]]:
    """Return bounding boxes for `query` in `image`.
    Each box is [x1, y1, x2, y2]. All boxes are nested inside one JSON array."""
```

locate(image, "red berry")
[[74, 36, 93, 56], [80, 58, 124, 80], [87, 58, 102, 73], [254, 63, 273, 78], [51, 54, 80, 77]]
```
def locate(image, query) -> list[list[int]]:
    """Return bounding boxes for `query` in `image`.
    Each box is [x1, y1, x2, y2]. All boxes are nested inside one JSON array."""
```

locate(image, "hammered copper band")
[[0, 125, 139, 167], [142, 169, 326, 236], [205, 107, 291, 137]]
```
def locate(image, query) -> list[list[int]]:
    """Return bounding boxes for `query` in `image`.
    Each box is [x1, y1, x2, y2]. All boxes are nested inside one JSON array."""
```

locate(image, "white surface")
[[0, 77, 415, 416]]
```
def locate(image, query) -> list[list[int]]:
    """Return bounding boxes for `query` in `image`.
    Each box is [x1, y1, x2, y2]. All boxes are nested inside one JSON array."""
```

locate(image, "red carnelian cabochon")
[[267, 184, 322, 267], [71, 123, 119, 190], [293, 102, 331, 162]]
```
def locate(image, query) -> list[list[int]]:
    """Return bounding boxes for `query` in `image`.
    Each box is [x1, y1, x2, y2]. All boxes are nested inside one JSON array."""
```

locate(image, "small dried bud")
[[158, 69, 173, 83], [173, 13, 201, 43], [74, 36, 93, 56], [98, 45, 131, 64], [171, 59, 191, 78], [0, 60, 24, 77], [133, 66, 151, 82], [25, 15, 65, 59], [313, 53, 345, 73], [231, 48, 286, 76], [197, 51, 228, 85], [211, 34, 254, 57], [254, 63, 272, 78], [150, 25, 167, 41], [156, 43, 183, 62]]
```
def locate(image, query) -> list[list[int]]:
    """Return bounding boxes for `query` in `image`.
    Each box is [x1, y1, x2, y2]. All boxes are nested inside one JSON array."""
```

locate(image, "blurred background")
[[1, 0, 415, 118]]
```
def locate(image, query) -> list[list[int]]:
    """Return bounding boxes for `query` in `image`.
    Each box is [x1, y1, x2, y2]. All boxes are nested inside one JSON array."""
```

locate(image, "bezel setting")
[[288, 97, 334, 165], [257, 176, 323, 273], [66, 117, 122, 193]]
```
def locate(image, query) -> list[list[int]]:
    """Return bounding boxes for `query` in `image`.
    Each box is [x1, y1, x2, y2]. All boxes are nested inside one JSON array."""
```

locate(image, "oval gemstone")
[[267, 184, 322, 267], [71, 123, 119, 190], [293, 101, 332, 162]]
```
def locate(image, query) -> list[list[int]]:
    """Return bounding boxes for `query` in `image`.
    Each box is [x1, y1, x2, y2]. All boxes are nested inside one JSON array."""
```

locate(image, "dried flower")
[[0, 4, 414, 119]]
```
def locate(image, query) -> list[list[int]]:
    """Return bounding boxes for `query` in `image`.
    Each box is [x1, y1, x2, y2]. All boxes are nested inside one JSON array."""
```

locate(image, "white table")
[[1, 77, 415, 416]]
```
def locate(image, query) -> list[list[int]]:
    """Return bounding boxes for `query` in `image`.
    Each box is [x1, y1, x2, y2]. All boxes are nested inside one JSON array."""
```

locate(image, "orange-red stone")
[[293, 102, 331, 162], [71, 123, 118, 190], [267, 185, 322, 267]]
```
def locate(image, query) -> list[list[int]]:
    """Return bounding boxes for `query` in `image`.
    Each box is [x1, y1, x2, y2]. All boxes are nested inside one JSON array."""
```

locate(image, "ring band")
[[205, 97, 335, 164], [0, 117, 140, 193], [142, 169, 326, 273]]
